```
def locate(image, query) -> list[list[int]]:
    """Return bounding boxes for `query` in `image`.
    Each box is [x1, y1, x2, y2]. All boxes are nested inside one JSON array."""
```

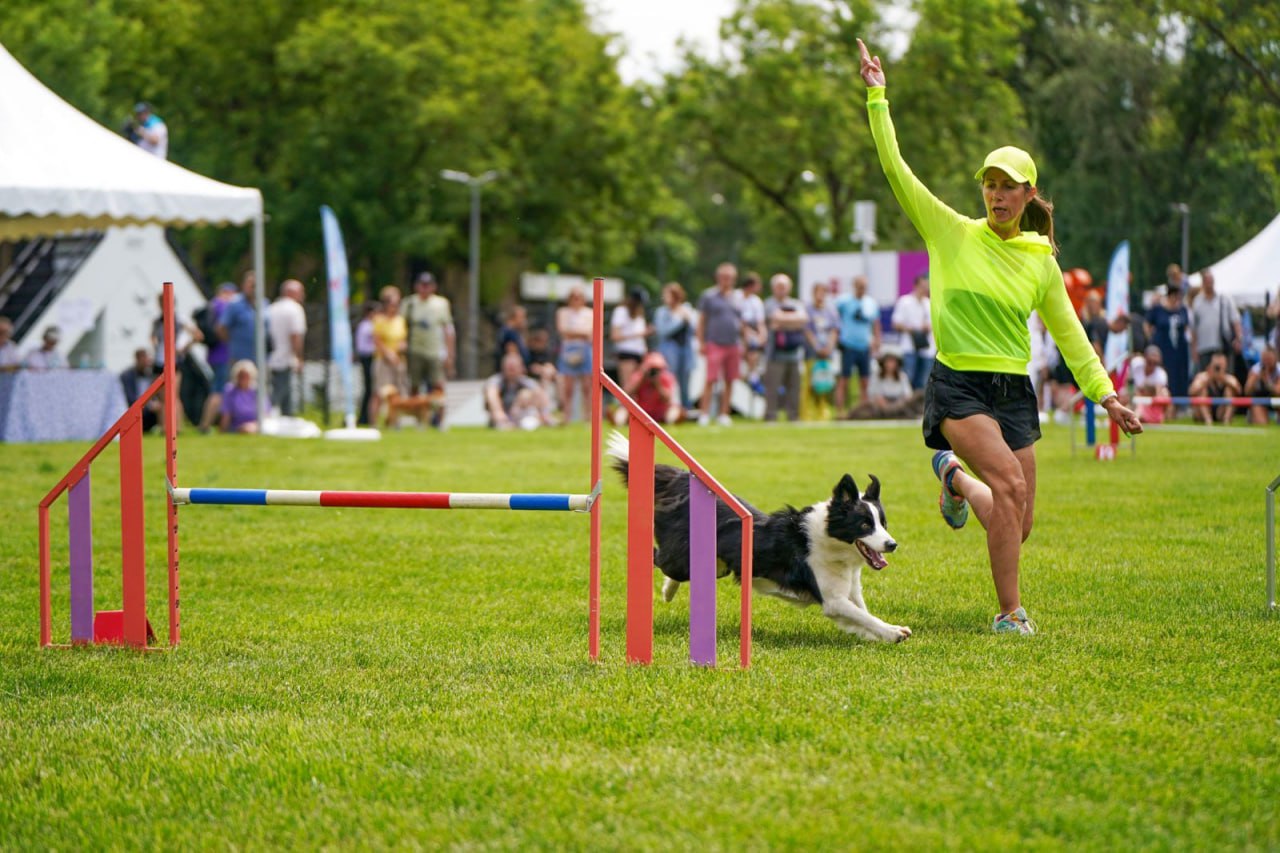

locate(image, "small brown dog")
[[381, 385, 444, 428]]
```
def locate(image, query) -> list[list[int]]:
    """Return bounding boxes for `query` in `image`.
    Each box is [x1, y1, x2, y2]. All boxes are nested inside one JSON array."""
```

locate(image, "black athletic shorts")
[[922, 361, 1041, 451]]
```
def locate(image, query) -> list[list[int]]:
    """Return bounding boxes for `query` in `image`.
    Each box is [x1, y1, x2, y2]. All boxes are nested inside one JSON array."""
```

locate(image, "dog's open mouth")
[[856, 540, 888, 570]]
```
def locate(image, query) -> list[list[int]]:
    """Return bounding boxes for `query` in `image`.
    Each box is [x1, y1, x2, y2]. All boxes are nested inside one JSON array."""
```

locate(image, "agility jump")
[[39, 279, 754, 668]]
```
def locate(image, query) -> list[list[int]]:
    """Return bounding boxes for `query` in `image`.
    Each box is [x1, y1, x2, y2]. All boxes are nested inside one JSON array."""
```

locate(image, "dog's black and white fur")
[[608, 433, 910, 643]]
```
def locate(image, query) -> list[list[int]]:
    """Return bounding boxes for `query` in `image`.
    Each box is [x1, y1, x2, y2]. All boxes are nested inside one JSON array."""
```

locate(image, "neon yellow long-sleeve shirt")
[[866, 86, 1114, 403]]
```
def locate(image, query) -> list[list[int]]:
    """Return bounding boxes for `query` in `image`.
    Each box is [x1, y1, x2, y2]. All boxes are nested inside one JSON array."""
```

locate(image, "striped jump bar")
[[171, 487, 593, 512], [1133, 396, 1280, 407]]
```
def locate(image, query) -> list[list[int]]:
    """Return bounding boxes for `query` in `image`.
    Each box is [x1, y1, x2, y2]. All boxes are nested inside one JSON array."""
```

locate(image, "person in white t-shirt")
[[1128, 345, 1170, 424], [266, 279, 307, 416], [610, 288, 652, 389], [891, 275, 934, 389]]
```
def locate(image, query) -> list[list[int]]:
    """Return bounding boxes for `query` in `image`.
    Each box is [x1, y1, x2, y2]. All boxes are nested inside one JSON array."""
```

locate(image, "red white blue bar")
[[1132, 396, 1280, 407], [171, 487, 591, 511]]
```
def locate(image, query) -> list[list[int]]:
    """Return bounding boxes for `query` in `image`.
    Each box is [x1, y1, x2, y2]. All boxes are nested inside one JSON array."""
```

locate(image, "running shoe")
[[717, 414, 733, 427], [931, 449, 969, 529], [992, 607, 1037, 635]]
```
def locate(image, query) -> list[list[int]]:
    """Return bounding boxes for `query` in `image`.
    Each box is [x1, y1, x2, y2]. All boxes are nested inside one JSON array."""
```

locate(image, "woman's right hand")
[[856, 38, 885, 87]]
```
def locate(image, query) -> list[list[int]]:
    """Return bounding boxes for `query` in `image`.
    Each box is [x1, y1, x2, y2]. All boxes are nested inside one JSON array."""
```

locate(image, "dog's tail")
[[607, 431, 630, 483]]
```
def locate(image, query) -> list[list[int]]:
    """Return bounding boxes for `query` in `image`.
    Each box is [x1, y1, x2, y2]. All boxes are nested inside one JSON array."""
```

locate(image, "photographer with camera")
[[614, 351, 683, 426], [125, 102, 168, 159], [892, 274, 934, 389]]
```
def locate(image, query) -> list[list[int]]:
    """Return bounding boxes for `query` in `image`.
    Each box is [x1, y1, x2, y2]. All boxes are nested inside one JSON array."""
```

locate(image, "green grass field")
[[1, 421, 1277, 849]]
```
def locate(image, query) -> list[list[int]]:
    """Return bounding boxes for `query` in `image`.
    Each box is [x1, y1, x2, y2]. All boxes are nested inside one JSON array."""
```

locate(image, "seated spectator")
[[220, 360, 260, 434], [1129, 345, 1171, 425], [845, 348, 923, 420], [614, 351, 683, 426], [24, 326, 67, 369], [120, 348, 162, 431], [0, 316, 19, 370], [1244, 346, 1279, 425], [1188, 351, 1241, 425], [485, 352, 553, 430]]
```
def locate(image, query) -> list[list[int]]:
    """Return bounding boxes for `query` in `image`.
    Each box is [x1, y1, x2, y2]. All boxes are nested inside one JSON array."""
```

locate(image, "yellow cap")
[[974, 146, 1037, 187]]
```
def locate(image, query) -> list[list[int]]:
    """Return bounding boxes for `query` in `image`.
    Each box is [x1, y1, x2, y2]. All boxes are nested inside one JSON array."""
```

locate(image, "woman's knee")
[[988, 465, 1028, 513]]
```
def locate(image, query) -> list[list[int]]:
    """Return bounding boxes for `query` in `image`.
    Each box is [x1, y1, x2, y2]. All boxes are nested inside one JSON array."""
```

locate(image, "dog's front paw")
[[876, 624, 911, 643]]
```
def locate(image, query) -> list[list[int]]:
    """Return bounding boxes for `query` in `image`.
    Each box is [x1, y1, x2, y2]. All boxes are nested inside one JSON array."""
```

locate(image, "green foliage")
[[1, 423, 1278, 846], [1, 0, 1277, 297]]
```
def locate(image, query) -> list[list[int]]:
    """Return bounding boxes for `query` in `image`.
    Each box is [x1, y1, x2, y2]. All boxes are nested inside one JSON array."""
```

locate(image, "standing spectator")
[[696, 262, 744, 427], [24, 326, 67, 369], [219, 271, 258, 368], [654, 282, 697, 412], [846, 349, 923, 419], [834, 274, 881, 412], [1079, 291, 1110, 358], [611, 287, 652, 389], [1189, 268, 1243, 373], [526, 327, 559, 404], [220, 360, 261, 434], [402, 272, 455, 428], [153, 294, 209, 426], [1165, 263, 1188, 294], [130, 102, 168, 159], [197, 282, 238, 433], [802, 281, 839, 421], [267, 279, 307, 417], [556, 286, 594, 422], [1129, 345, 1171, 424], [892, 275, 934, 389], [120, 348, 161, 431], [495, 304, 531, 373], [370, 285, 408, 427], [0, 316, 20, 370], [1145, 285, 1191, 398], [485, 352, 553, 430], [1027, 312, 1052, 417], [614, 351, 683, 426], [354, 300, 379, 426], [1245, 346, 1279, 424], [734, 272, 767, 394], [1188, 351, 1241, 425], [762, 273, 807, 423]]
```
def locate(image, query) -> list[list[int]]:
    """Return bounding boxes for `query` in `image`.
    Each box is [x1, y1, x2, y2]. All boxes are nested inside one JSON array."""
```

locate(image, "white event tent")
[[1187, 212, 1280, 306], [0, 43, 268, 408]]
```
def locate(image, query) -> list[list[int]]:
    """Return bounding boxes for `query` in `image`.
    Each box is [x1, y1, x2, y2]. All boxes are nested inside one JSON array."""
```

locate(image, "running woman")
[[857, 38, 1143, 635]]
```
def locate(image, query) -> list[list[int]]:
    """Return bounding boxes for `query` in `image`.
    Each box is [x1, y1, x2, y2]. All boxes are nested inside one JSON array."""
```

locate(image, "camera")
[[646, 367, 662, 379], [853, 307, 865, 321]]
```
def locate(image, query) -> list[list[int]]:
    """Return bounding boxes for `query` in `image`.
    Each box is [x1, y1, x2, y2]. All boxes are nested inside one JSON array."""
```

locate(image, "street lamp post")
[[1172, 202, 1190, 278], [441, 168, 499, 379]]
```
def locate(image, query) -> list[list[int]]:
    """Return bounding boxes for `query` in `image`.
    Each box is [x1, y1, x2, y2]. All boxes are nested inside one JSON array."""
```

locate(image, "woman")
[[858, 38, 1142, 635], [611, 287, 652, 389], [370, 285, 408, 428], [846, 348, 922, 420], [1145, 286, 1191, 399], [801, 281, 839, 421], [556, 286, 594, 422], [220, 359, 261, 434], [654, 282, 697, 411], [354, 300, 380, 426]]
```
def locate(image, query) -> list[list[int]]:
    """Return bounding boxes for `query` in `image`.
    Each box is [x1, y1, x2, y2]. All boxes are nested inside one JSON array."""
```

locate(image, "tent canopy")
[[0, 43, 261, 240], [1187, 212, 1280, 307]]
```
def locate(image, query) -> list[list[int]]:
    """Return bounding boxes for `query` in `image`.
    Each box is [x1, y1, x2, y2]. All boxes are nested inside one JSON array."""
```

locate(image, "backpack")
[[193, 303, 219, 344]]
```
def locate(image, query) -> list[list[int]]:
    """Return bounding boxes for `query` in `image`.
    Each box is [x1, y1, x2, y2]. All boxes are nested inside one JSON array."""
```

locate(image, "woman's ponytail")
[[1021, 192, 1058, 256]]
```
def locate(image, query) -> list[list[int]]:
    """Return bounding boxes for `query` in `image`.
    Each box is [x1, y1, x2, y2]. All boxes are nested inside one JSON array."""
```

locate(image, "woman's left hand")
[[1102, 398, 1144, 436]]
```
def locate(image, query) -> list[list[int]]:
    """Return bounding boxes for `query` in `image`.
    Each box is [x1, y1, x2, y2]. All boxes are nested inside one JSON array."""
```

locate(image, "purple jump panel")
[[689, 474, 717, 667], [69, 472, 93, 644]]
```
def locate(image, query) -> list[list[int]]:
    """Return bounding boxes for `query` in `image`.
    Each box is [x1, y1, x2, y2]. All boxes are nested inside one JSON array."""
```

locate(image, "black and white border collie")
[[608, 434, 910, 643]]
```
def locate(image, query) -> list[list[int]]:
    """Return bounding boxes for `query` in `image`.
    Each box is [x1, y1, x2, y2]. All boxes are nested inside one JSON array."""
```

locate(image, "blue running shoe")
[[992, 607, 1037, 635], [931, 449, 969, 529]]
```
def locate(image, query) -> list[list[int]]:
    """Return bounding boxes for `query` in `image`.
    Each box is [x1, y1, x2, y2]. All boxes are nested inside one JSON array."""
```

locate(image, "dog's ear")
[[864, 474, 881, 502], [833, 473, 860, 504]]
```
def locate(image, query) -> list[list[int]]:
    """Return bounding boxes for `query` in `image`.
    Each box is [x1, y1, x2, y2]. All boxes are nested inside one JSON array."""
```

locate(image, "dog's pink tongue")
[[870, 551, 888, 570]]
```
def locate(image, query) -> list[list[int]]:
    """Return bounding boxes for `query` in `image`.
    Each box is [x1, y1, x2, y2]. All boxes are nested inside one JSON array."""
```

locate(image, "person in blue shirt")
[[834, 274, 881, 414], [218, 271, 258, 367]]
